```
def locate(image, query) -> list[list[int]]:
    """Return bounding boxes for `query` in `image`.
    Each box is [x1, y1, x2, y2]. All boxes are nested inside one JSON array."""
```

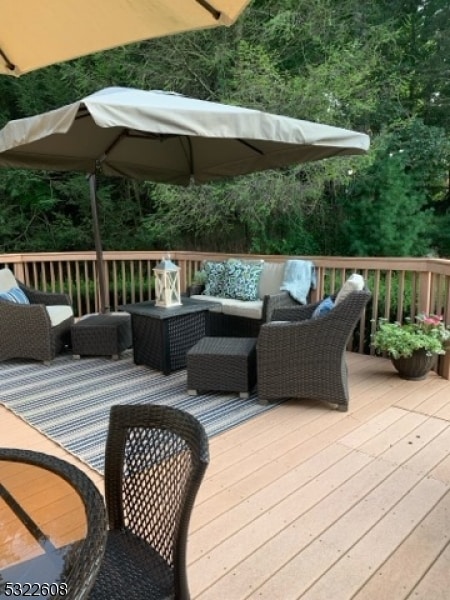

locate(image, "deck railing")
[[2, 250, 450, 377]]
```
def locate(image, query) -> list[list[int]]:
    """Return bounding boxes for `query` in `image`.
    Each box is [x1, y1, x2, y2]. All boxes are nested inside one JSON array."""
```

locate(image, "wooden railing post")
[[418, 271, 432, 315], [11, 255, 26, 283], [438, 345, 450, 380], [177, 257, 187, 294]]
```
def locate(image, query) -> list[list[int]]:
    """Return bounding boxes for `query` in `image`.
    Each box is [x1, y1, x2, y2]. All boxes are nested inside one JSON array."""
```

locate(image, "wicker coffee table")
[[187, 336, 257, 398], [121, 298, 219, 375], [71, 313, 132, 360]]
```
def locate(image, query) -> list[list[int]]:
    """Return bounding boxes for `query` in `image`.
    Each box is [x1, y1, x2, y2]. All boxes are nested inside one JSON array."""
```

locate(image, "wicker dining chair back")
[[257, 290, 372, 411], [0, 448, 106, 600], [88, 405, 210, 600]]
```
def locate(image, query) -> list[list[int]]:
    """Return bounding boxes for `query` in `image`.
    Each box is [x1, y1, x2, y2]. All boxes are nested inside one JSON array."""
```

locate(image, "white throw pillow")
[[0, 268, 19, 293], [335, 274, 365, 305]]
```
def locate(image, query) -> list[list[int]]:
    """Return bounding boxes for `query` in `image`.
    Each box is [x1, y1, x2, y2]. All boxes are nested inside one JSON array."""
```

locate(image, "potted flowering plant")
[[372, 314, 450, 380]]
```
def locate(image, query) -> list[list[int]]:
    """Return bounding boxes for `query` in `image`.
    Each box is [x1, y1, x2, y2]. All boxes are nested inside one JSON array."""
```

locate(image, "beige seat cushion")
[[221, 299, 263, 320], [46, 305, 74, 326], [0, 268, 18, 293], [189, 294, 224, 312], [189, 294, 263, 320], [335, 274, 365, 305], [258, 262, 286, 298]]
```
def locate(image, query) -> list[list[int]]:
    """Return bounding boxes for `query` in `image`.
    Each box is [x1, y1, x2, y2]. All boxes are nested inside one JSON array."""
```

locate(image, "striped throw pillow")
[[0, 286, 30, 304]]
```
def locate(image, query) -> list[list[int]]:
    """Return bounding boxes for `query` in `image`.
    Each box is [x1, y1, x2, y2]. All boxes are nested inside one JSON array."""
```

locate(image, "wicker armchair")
[[88, 405, 210, 600], [257, 290, 372, 411], [0, 280, 74, 363]]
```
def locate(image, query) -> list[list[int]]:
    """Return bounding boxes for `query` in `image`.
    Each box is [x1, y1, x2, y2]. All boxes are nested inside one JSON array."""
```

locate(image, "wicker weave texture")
[[123, 301, 212, 374], [257, 290, 372, 411], [71, 314, 132, 358], [88, 405, 209, 600], [187, 336, 257, 395], [0, 448, 106, 600], [207, 312, 262, 337], [0, 283, 73, 363]]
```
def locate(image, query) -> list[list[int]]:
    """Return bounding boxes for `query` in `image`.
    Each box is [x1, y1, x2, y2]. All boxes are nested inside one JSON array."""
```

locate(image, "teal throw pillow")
[[222, 259, 263, 301], [202, 261, 226, 296], [0, 286, 30, 304], [312, 296, 334, 319]]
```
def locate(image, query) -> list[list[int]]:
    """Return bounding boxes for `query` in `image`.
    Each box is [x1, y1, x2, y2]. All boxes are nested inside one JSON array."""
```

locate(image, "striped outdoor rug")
[[0, 351, 277, 473]]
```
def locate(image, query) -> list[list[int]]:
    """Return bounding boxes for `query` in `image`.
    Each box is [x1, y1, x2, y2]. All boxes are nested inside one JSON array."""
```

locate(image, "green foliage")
[[192, 270, 207, 285], [0, 170, 61, 252], [380, 118, 450, 204], [338, 156, 432, 256], [372, 315, 450, 358], [0, 0, 449, 257], [142, 167, 342, 254], [431, 209, 450, 258], [334, 120, 444, 257]]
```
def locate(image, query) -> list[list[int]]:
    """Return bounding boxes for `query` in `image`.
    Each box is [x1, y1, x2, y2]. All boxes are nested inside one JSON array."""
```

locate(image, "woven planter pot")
[[391, 349, 437, 380]]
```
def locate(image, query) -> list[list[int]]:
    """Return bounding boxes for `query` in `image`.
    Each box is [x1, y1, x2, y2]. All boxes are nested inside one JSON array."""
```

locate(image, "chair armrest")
[[259, 290, 371, 352], [19, 283, 72, 306], [258, 317, 331, 351], [271, 301, 319, 322], [0, 301, 52, 330], [261, 291, 300, 322], [257, 312, 354, 373]]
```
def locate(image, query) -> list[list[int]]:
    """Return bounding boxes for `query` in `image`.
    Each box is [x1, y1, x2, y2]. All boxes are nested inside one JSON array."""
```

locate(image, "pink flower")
[[422, 316, 441, 325], [416, 313, 443, 327]]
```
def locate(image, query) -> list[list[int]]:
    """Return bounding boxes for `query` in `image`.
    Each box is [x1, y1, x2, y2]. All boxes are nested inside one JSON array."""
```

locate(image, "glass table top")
[[0, 458, 88, 594]]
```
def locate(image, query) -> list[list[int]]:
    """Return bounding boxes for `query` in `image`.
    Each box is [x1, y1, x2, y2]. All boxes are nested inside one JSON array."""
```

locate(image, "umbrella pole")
[[88, 174, 108, 313]]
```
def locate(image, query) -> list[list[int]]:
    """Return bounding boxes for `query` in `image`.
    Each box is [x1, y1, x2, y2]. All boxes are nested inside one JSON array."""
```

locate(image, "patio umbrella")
[[0, 86, 370, 312], [0, 0, 251, 76]]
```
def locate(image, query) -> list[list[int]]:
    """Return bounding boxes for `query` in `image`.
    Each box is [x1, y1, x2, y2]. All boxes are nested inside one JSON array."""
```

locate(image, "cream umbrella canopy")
[[0, 87, 370, 311], [0, 0, 251, 76]]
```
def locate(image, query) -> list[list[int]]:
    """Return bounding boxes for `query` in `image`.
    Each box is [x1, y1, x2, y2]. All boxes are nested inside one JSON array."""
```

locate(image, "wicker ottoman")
[[187, 337, 257, 398], [71, 313, 132, 360]]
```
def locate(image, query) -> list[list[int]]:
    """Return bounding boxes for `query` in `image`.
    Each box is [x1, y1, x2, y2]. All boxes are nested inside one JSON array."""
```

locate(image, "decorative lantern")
[[153, 256, 182, 308]]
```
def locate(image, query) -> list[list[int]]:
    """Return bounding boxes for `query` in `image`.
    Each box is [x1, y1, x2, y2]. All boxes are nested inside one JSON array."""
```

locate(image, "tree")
[[336, 133, 434, 256], [0, 0, 448, 257]]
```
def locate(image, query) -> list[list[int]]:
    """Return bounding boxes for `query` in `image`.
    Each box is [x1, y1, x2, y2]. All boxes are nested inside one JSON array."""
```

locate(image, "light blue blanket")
[[280, 259, 316, 304]]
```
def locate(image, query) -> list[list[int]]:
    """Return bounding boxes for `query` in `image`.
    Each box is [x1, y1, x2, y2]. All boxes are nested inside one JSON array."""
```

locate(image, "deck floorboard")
[[1, 352, 449, 599]]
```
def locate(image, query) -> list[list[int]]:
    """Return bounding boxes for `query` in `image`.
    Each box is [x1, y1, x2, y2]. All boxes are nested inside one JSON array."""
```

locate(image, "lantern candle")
[[153, 255, 182, 308]]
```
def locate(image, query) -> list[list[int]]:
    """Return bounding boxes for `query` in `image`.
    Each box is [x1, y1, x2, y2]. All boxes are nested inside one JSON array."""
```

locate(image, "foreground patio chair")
[[257, 290, 372, 411], [88, 405, 210, 600], [0, 268, 74, 363]]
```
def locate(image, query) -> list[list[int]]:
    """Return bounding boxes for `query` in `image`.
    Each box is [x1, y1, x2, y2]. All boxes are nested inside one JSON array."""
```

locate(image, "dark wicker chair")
[[88, 405, 210, 600], [0, 448, 107, 600], [257, 290, 372, 411], [0, 281, 74, 363]]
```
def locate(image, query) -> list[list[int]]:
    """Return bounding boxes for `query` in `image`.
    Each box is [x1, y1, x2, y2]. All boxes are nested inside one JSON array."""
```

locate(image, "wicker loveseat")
[[188, 258, 315, 337], [0, 268, 74, 363]]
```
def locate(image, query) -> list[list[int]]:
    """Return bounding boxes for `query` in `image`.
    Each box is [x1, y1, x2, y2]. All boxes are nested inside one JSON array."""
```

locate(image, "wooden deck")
[[1, 352, 450, 599]]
